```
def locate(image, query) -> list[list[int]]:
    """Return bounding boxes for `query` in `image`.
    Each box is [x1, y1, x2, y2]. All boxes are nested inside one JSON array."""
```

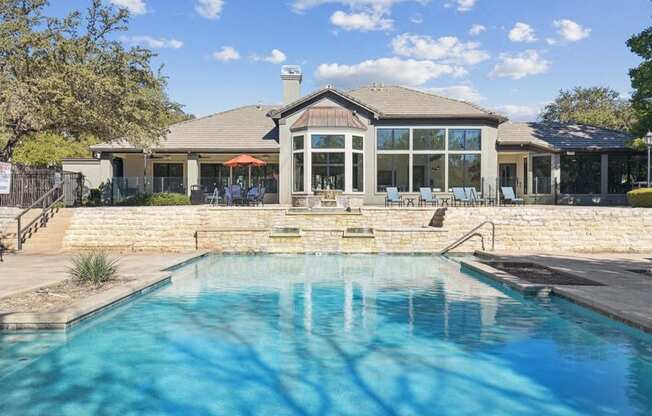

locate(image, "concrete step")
[[20, 209, 75, 254]]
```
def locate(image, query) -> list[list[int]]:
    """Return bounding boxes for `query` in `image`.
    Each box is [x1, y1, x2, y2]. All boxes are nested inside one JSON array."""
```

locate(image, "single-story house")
[[63, 65, 645, 206]]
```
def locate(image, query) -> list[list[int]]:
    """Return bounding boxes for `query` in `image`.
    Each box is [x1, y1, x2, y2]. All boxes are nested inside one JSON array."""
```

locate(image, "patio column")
[[99, 152, 114, 184], [187, 153, 200, 196]]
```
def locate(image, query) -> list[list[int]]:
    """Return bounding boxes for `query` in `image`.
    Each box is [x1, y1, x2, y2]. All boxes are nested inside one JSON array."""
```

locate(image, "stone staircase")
[[1, 208, 74, 254]]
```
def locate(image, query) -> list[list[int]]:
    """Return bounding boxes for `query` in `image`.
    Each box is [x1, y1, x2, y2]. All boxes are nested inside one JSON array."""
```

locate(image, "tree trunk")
[[0, 134, 23, 162]]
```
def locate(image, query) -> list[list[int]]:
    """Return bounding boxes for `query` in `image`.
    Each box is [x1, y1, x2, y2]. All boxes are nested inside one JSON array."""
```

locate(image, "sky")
[[48, 0, 652, 121]]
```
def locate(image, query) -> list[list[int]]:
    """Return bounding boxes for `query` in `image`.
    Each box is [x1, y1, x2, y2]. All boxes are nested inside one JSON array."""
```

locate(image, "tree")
[[628, 21, 652, 138], [539, 87, 636, 131], [12, 133, 98, 167], [0, 0, 181, 161]]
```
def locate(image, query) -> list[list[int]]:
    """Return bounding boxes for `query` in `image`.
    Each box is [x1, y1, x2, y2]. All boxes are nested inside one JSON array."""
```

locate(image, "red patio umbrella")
[[224, 154, 267, 187]]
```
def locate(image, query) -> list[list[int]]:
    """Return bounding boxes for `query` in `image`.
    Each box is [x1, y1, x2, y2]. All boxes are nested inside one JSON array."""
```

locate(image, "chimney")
[[281, 65, 302, 105]]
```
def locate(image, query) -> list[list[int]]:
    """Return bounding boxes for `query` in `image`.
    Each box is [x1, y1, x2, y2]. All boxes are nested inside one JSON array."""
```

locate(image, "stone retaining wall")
[[62, 206, 652, 254]]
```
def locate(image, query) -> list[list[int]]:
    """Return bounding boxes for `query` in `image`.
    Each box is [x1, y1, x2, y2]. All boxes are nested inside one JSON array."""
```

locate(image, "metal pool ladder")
[[440, 221, 495, 255]]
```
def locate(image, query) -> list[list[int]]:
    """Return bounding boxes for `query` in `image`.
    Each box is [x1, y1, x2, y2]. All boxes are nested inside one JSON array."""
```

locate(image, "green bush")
[[117, 192, 190, 206], [627, 188, 652, 207], [68, 252, 119, 285]]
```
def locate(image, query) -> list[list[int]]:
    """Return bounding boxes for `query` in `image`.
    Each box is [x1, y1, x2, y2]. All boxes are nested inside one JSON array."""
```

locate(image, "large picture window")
[[377, 154, 409, 192], [312, 134, 345, 149], [377, 128, 409, 150], [293, 153, 304, 192], [448, 129, 481, 151], [448, 154, 481, 190], [413, 129, 445, 151], [312, 152, 344, 190], [352, 135, 364, 192], [251, 164, 279, 194], [200, 163, 230, 192], [532, 155, 552, 194], [412, 154, 444, 191], [608, 154, 647, 194], [560, 153, 601, 194]]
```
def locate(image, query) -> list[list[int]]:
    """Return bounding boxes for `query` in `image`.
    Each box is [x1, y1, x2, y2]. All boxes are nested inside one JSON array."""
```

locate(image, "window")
[[353, 153, 364, 192], [377, 154, 409, 192], [448, 129, 481, 151], [532, 156, 552, 194], [560, 153, 601, 194], [377, 128, 409, 150], [413, 129, 445, 151], [608, 154, 647, 194], [312, 134, 345, 149], [200, 163, 230, 192], [448, 154, 481, 190], [251, 164, 279, 193], [312, 152, 345, 190], [293, 153, 304, 192], [293, 136, 304, 150], [353, 135, 364, 151], [153, 163, 184, 194], [412, 155, 444, 192]]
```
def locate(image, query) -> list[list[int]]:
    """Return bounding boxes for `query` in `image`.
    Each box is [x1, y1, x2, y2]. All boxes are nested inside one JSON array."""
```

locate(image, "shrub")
[[117, 192, 190, 206], [68, 252, 119, 285], [627, 188, 652, 207]]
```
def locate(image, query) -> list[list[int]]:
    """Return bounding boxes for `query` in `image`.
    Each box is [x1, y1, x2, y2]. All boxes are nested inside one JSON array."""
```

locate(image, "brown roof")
[[92, 105, 280, 153], [498, 122, 632, 151], [291, 107, 367, 132]]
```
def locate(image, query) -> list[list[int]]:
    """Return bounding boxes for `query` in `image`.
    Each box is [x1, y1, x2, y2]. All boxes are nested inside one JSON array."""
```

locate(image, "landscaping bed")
[[0, 278, 136, 314]]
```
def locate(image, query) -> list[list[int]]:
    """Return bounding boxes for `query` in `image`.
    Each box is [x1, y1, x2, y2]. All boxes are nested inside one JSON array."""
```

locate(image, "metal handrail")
[[440, 221, 495, 255], [15, 183, 64, 250]]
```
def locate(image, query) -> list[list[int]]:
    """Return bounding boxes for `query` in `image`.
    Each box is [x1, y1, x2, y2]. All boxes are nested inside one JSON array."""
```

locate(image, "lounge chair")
[[452, 187, 471, 206], [385, 187, 403, 207], [467, 187, 487, 206], [501, 186, 525, 205], [419, 187, 439, 207]]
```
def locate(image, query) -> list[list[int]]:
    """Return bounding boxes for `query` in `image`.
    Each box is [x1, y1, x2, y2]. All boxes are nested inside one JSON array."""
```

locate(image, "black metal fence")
[[0, 165, 84, 208]]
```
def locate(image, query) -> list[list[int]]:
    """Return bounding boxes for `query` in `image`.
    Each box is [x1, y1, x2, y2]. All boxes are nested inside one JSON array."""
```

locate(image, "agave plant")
[[68, 251, 119, 285]]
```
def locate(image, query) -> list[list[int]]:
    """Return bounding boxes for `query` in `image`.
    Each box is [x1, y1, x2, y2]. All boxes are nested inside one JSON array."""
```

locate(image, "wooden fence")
[[0, 166, 83, 208]]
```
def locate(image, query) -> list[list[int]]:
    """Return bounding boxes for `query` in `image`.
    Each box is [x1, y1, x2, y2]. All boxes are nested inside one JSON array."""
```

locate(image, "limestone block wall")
[[62, 206, 652, 254]]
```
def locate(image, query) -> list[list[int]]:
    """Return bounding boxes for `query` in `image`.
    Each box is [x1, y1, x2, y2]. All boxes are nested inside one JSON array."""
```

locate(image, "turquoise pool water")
[[1, 254, 651, 415]]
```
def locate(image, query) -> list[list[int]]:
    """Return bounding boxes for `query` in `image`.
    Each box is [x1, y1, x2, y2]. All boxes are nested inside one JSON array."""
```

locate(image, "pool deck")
[[464, 252, 652, 333], [0, 251, 208, 330]]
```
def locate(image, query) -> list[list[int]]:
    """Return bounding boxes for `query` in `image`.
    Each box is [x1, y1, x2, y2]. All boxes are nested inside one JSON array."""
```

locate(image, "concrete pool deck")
[[0, 252, 208, 330], [464, 252, 652, 333]]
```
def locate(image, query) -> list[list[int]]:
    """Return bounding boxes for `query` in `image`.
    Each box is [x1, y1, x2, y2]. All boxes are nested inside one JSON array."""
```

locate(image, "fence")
[[0, 165, 84, 208]]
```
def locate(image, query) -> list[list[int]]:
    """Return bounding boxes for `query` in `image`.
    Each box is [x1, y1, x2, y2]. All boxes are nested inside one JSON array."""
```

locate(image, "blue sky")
[[49, 0, 651, 121]]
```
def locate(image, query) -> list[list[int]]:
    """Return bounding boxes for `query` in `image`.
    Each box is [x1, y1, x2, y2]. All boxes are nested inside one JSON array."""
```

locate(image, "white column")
[[187, 153, 200, 196], [345, 133, 352, 193], [526, 153, 534, 195], [99, 153, 114, 185]]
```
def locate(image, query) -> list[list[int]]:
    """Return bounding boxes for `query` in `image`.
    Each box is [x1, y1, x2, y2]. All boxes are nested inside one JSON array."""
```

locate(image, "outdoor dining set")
[[208, 184, 266, 206], [384, 186, 524, 208]]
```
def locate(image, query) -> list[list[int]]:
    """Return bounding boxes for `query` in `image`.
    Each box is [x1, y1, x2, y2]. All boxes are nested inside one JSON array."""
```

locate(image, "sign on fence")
[[0, 162, 11, 195]]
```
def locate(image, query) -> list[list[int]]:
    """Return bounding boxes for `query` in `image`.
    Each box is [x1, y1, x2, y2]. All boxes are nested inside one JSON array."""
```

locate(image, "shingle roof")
[[91, 105, 280, 152], [347, 85, 506, 121], [291, 107, 367, 132], [498, 122, 632, 151]]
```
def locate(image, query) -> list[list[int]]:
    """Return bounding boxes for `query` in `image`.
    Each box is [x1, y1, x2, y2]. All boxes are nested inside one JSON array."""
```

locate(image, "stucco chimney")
[[281, 65, 302, 105]]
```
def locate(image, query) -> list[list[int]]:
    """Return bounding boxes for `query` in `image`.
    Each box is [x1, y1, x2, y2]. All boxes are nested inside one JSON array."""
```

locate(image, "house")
[[63, 65, 644, 206]]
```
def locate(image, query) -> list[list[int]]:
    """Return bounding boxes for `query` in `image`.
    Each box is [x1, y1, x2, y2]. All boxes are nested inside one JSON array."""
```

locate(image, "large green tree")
[[628, 19, 652, 143], [0, 0, 181, 161], [539, 86, 636, 131]]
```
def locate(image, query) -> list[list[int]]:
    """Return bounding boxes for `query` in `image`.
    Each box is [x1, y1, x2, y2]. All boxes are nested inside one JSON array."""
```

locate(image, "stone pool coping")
[[0, 252, 209, 331], [461, 253, 652, 334]]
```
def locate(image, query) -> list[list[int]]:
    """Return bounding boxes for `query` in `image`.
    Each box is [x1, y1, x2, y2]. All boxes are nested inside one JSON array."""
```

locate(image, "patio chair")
[[501, 186, 525, 205], [452, 187, 472, 206], [208, 187, 220, 206], [419, 187, 439, 207], [467, 187, 487, 206], [223, 186, 233, 206], [246, 186, 264, 206], [231, 184, 243, 205], [385, 187, 403, 207]]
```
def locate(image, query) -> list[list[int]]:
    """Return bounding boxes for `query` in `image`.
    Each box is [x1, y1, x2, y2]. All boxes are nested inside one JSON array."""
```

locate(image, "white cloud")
[[195, 0, 224, 19], [120, 36, 183, 49], [496, 104, 543, 121], [553, 19, 591, 42], [253, 49, 287, 64], [546, 38, 557, 46], [469, 24, 486, 36], [292, 0, 427, 14], [490, 50, 550, 80], [411, 13, 424, 24], [330, 10, 393, 31], [212, 46, 240, 62], [445, 0, 477, 12], [508, 22, 537, 43], [391, 33, 490, 65], [109, 0, 146, 15], [427, 85, 485, 103], [315, 57, 465, 88]]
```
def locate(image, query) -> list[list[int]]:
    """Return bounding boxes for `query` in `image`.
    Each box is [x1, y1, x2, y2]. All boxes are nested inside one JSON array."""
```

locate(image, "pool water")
[[1, 254, 651, 415]]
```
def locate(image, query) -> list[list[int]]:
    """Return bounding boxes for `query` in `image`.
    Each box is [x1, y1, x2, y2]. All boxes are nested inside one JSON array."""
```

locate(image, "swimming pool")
[[1, 254, 651, 415]]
